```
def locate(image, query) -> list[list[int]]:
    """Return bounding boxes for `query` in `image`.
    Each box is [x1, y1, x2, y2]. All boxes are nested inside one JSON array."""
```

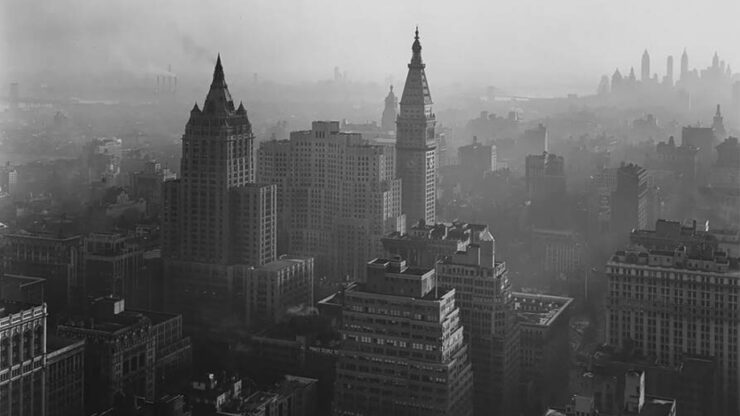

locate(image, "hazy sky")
[[2, 0, 739, 95]]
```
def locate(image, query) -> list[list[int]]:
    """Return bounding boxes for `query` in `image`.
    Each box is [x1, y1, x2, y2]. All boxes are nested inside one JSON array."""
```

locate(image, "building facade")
[[0, 302, 47, 416], [3, 231, 82, 314], [611, 163, 649, 236], [83, 232, 146, 307], [285, 121, 403, 281], [396, 28, 437, 225], [244, 255, 314, 328], [46, 336, 85, 416], [162, 56, 276, 325], [605, 247, 740, 414], [525, 152, 565, 202], [333, 258, 473, 415], [436, 237, 520, 416]]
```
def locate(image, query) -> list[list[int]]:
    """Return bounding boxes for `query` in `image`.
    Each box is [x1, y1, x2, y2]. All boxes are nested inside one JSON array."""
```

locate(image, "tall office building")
[[611, 163, 648, 235], [257, 139, 292, 254], [641, 50, 650, 82], [680, 49, 689, 81], [381, 85, 398, 132], [606, 245, 740, 415], [525, 152, 566, 202], [664, 56, 674, 86], [162, 56, 276, 325], [285, 121, 403, 281], [436, 231, 520, 416], [333, 258, 473, 416], [396, 27, 437, 225]]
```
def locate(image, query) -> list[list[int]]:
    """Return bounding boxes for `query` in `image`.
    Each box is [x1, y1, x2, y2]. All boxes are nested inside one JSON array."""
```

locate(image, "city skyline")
[[2, 0, 740, 96]]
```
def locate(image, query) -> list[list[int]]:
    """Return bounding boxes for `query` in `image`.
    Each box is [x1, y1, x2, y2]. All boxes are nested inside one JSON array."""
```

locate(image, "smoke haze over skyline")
[[1, 0, 739, 96]]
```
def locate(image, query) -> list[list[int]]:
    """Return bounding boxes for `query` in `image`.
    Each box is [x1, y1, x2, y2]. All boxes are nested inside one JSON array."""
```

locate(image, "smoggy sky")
[[1, 0, 738, 96]]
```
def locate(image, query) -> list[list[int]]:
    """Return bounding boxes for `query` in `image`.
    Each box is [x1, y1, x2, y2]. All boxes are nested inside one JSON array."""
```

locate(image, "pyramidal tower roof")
[[400, 27, 432, 106], [202, 54, 236, 115]]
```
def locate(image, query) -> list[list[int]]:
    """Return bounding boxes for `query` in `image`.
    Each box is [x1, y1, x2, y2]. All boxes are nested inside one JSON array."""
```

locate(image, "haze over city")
[[0, 1, 739, 416], [3, 0, 740, 96]]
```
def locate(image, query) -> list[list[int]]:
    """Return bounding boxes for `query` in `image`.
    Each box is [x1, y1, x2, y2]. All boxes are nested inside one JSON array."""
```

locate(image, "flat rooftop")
[[512, 292, 573, 327]]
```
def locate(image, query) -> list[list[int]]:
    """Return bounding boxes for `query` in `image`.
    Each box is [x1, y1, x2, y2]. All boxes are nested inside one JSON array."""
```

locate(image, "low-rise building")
[[243, 255, 314, 328]]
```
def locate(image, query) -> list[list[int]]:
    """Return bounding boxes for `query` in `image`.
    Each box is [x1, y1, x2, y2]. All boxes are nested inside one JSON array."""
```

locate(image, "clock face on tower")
[[406, 159, 417, 169]]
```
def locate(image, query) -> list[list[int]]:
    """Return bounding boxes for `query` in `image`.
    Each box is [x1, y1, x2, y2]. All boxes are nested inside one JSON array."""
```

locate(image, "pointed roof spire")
[[410, 26, 423, 64], [191, 102, 201, 113], [202, 54, 235, 115], [236, 101, 247, 115], [212, 53, 225, 87]]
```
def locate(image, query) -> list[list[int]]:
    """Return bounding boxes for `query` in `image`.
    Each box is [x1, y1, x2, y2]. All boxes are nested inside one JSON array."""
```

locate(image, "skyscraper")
[[680, 48, 689, 80], [665, 56, 674, 86], [396, 27, 437, 225], [436, 232, 520, 416], [641, 50, 650, 82], [381, 85, 398, 132], [284, 121, 403, 281], [333, 258, 473, 416], [525, 152, 565, 202], [162, 56, 276, 325], [713, 104, 727, 139], [611, 163, 648, 236]]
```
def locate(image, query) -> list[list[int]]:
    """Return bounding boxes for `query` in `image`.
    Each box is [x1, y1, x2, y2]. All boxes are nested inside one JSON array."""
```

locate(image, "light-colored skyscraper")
[[396, 27, 437, 225], [284, 121, 403, 281], [665, 55, 674, 86], [680, 48, 689, 80], [641, 50, 651, 82]]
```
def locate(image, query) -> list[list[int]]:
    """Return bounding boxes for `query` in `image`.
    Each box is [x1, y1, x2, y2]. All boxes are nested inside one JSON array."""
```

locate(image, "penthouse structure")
[[605, 246, 740, 414], [281, 121, 403, 281], [435, 232, 519, 416], [333, 258, 473, 416], [382, 220, 491, 269]]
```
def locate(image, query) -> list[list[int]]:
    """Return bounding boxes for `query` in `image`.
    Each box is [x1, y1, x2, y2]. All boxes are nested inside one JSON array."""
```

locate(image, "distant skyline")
[[1, 0, 739, 96]]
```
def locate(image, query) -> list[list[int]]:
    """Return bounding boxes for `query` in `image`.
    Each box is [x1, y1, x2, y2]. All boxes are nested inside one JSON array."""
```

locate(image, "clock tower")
[[396, 27, 436, 225]]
